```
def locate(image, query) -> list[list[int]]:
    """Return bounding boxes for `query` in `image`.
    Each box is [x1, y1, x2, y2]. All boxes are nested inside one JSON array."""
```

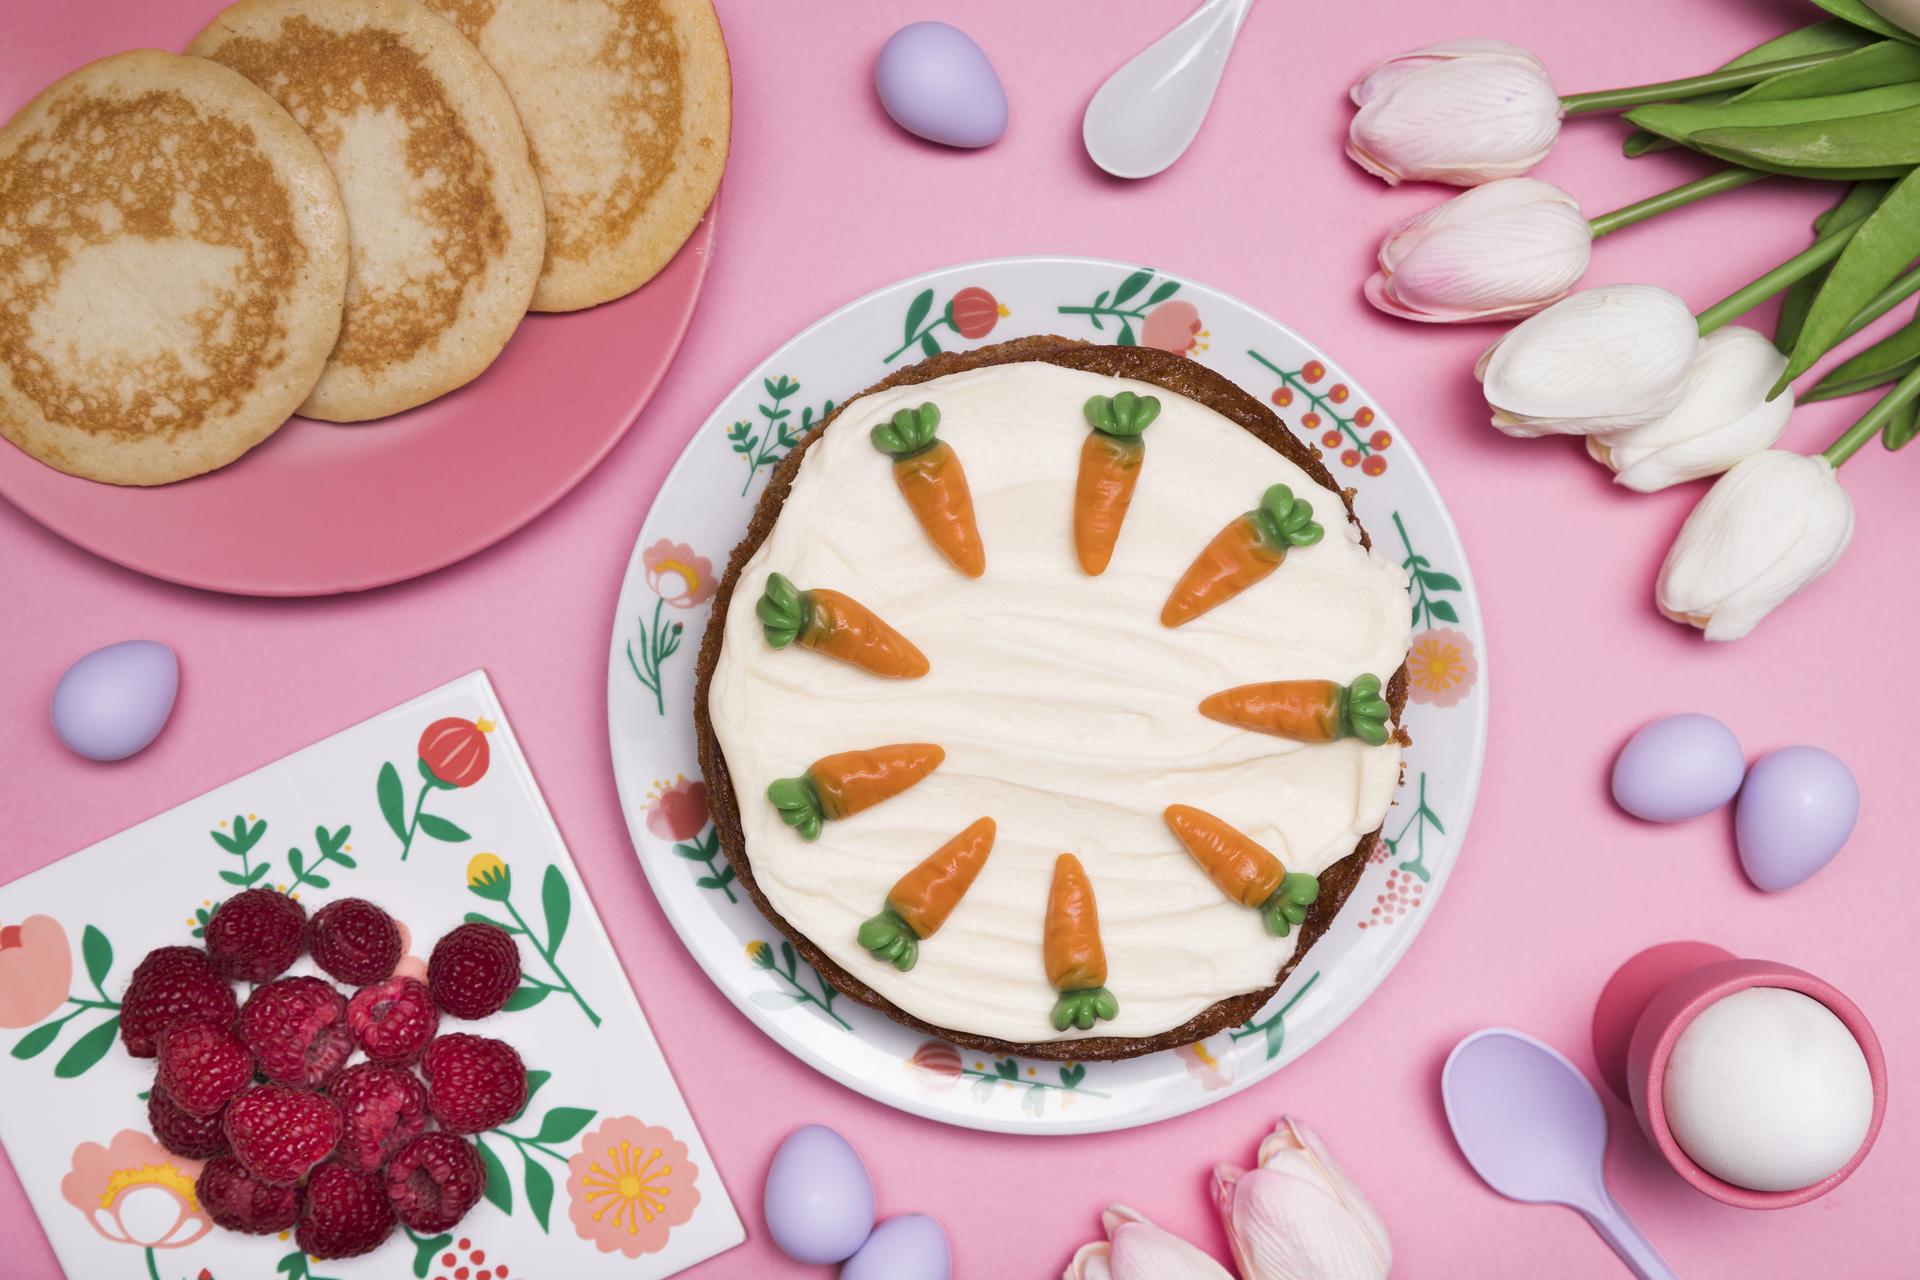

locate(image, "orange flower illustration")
[[568, 1116, 701, 1257], [1407, 627, 1477, 707], [0, 915, 72, 1028], [643, 540, 716, 609], [60, 1129, 210, 1252], [645, 775, 711, 842], [1141, 300, 1207, 356]]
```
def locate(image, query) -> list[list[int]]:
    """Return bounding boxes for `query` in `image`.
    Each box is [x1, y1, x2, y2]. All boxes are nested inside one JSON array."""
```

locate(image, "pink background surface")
[[1, 0, 1912, 1275]]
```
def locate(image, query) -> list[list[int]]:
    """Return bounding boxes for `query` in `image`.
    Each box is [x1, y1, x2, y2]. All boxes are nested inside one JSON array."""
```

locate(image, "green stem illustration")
[[1383, 774, 1445, 883], [397, 780, 437, 861], [751, 941, 852, 1030], [1247, 350, 1373, 456], [1056, 269, 1182, 346], [500, 898, 601, 1028], [626, 597, 684, 714], [284, 825, 355, 896], [1394, 511, 1465, 630], [884, 313, 958, 363], [960, 1061, 1109, 1099], [727, 376, 829, 492], [1229, 970, 1321, 1061], [674, 826, 738, 902]]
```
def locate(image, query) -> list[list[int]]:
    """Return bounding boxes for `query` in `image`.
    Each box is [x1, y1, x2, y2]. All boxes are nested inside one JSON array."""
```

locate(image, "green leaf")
[[409, 1231, 453, 1278], [903, 288, 933, 342], [277, 1251, 307, 1278], [534, 1107, 596, 1144], [288, 847, 305, 877], [1417, 570, 1462, 592], [11, 1017, 69, 1060], [1146, 279, 1180, 305], [1807, 306, 1920, 398], [419, 757, 456, 790], [1111, 269, 1154, 306], [416, 813, 470, 843], [1624, 81, 1920, 150], [1690, 100, 1920, 179], [524, 1153, 555, 1232], [1427, 599, 1461, 624], [1264, 1017, 1286, 1060], [995, 1058, 1018, 1080], [521, 1069, 552, 1113], [1778, 182, 1890, 351], [475, 1136, 512, 1214], [1781, 166, 1920, 390], [1884, 395, 1920, 448], [1059, 1063, 1086, 1089], [1733, 41, 1920, 102], [465, 911, 514, 930], [81, 925, 111, 989], [378, 762, 406, 841], [245, 864, 271, 885], [1809, 355, 1920, 400], [1806, 0, 1916, 42], [218, 870, 251, 886], [1117, 321, 1137, 346], [673, 843, 712, 861], [302, 873, 331, 890], [210, 830, 239, 853], [921, 332, 940, 359], [502, 985, 551, 1011], [331, 849, 357, 870], [54, 1016, 119, 1078], [541, 864, 571, 954], [694, 875, 730, 889]]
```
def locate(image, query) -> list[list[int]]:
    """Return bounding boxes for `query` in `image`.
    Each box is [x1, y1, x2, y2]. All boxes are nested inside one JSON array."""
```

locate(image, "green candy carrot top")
[[1074, 392, 1161, 576], [871, 403, 986, 577], [857, 816, 996, 971], [767, 742, 945, 841], [1161, 484, 1324, 628], [1163, 804, 1320, 937], [1044, 853, 1119, 1031], [1198, 674, 1392, 746], [757, 572, 930, 678]]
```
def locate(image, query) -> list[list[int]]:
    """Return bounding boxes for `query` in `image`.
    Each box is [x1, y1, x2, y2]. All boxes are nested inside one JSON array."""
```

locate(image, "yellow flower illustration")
[[746, 940, 770, 965], [567, 1118, 700, 1256], [1407, 627, 1477, 708], [467, 853, 509, 892]]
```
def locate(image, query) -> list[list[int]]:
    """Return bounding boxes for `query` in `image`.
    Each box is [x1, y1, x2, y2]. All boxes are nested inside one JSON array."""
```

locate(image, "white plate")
[[607, 256, 1488, 1134]]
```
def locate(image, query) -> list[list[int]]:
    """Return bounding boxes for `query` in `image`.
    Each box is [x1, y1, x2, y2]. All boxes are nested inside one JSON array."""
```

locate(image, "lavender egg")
[[842, 1213, 951, 1280], [51, 640, 178, 761], [875, 22, 1008, 148], [1611, 713, 1745, 822], [765, 1124, 875, 1264], [1736, 746, 1859, 892]]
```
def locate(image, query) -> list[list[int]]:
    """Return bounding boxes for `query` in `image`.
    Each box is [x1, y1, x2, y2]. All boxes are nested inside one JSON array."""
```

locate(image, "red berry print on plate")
[[420, 718, 493, 789], [308, 897, 402, 986], [422, 1033, 528, 1134], [1328, 383, 1349, 404], [1370, 430, 1393, 450], [223, 1084, 343, 1185], [1341, 449, 1361, 468], [1362, 455, 1387, 476], [1321, 430, 1343, 449], [428, 922, 522, 1020], [1301, 361, 1325, 383], [348, 975, 439, 1065], [386, 1131, 488, 1232], [1248, 350, 1389, 479], [1271, 387, 1293, 407], [120, 945, 239, 1059], [239, 976, 353, 1087], [948, 286, 1007, 340], [197, 1153, 302, 1234], [203, 888, 306, 982], [298, 1161, 395, 1259]]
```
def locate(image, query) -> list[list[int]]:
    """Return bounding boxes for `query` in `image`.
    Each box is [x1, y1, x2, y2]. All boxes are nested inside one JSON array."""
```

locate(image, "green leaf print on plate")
[[746, 939, 851, 1031], [726, 375, 837, 494], [1057, 267, 1182, 346], [476, 1075, 595, 1232], [1229, 971, 1320, 1061], [466, 855, 601, 1027], [210, 814, 272, 887], [8, 921, 121, 1080]]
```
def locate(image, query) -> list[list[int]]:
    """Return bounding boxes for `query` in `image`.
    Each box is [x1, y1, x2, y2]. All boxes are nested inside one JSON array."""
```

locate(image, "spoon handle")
[[1582, 1191, 1678, 1280]]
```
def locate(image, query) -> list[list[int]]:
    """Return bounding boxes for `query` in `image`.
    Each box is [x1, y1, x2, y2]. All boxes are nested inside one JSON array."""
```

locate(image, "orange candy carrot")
[[766, 743, 945, 841], [871, 403, 985, 577], [858, 816, 996, 970], [1163, 805, 1320, 937], [1044, 853, 1119, 1031], [1198, 674, 1391, 746], [1074, 392, 1161, 575], [1160, 484, 1324, 628], [757, 573, 930, 678]]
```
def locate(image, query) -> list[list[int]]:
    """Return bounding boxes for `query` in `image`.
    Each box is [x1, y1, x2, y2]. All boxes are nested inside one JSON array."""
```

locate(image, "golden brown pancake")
[[423, 0, 731, 312], [190, 0, 546, 422], [0, 50, 348, 485]]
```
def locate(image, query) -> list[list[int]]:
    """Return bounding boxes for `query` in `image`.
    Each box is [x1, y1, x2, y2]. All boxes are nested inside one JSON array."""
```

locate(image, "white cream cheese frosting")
[[708, 362, 1412, 1045]]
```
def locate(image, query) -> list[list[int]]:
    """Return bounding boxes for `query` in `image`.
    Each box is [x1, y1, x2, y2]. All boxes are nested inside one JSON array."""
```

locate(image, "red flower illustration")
[[419, 717, 493, 788], [645, 776, 710, 842], [907, 1040, 962, 1090], [949, 287, 1007, 340], [0, 914, 72, 1028], [1407, 627, 1478, 708], [643, 540, 717, 609], [567, 1117, 700, 1257], [60, 1130, 210, 1252], [1141, 300, 1205, 356]]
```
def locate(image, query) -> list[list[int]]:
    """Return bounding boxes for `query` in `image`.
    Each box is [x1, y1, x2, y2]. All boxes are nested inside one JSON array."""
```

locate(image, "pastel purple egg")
[[1611, 713, 1745, 822], [1736, 746, 1859, 892], [50, 640, 178, 762], [765, 1124, 875, 1264], [875, 21, 1008, 148], [842, 1213, 952, 1280]]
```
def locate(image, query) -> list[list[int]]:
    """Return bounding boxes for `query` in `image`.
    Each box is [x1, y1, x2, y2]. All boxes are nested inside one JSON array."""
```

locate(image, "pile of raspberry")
[[121, 889, 529, 1259]]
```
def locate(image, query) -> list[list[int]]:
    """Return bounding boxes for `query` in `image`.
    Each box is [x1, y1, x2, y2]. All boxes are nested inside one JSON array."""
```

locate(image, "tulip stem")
[[1695, 218, 1865, 336], [1560, 50, 1854, 115], [1587, 168, 1769, 239], [1825, 363, 1920, 466]]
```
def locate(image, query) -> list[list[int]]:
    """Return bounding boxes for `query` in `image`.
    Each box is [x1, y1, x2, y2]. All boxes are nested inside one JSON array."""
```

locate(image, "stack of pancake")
[[0, 0, 730, 485]]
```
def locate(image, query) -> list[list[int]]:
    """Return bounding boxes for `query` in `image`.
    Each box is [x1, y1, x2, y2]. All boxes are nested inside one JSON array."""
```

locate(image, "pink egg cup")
[[1616, 951, 1888, 1209]]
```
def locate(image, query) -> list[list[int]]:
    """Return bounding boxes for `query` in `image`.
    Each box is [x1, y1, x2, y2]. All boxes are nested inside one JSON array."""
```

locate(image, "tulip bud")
[[1366, 178, 1591, 323], [1212, 1118, 1392, 1280], [1476, 284, 1698, 436], [1863, 2, 1920, 38], [1348, 39, 1562, 186], [1657, 450, 1854, 641], [1588, 326, 1793, 491], [1064, 1205, 1236, 1280]]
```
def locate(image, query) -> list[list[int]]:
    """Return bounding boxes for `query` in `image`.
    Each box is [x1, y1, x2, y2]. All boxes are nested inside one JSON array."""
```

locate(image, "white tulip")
[[1349, 39, 1563, 186], [1213, 1118, 1392, 1280], [1477, 285, 1698, 436], [1064, 1205, 1236, 1280], [1657, 450, 1854, 641], [1366, 178, 1592, 323], [1588, 325, 1794, 491]]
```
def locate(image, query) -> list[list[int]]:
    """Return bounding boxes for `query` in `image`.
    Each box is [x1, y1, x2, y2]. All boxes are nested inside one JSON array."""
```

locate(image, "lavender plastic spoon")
[[1443, 1029, 1678, 1280]]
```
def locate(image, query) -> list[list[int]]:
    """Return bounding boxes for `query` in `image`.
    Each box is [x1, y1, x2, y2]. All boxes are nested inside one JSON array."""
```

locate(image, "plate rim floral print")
[[606, 255, 1489, 1135]]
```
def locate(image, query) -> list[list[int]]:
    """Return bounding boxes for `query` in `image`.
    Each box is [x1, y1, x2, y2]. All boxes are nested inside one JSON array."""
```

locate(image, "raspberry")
[[204, 888, 307, 981], [147, 1086, 229, 1160], [427, 923, 521, 1020], [347, 976, 439, 1065], [421, 1034, 527, 1134], [298, 1162, 396, 1259], [307, 898, 402, 986], [385, 1131, 487, 1232], [154, 1016, 253, 1117], [223, 1084, 343, 1185], [119, 946, 237, 1058], [196, 1153, 303, 1234], [239, 976, 353, 1087], [328, 1064, 430, 1172]]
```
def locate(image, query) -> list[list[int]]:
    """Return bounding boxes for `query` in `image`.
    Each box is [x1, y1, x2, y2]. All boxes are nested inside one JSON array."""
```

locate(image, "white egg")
[[1663, 987, 1872, 1192]]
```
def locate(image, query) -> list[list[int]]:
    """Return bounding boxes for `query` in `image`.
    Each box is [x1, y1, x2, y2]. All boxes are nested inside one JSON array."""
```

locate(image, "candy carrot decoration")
[[1198, 675, 1391, 746], [1044, 853, 1118, 1031], [757, 573, 930, 678], [1074, 392, 1161, 575], [858, 817, 996, 971], [1163, 805, 1320, 937], [871, 403, 985, 577], [766, 743, 945, 841], [1160, 484, 1323, 627]]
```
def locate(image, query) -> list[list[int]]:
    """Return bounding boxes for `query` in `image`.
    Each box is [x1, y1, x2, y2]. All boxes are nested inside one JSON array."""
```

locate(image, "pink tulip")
[[1367, 178, 1590, 323], [1349, 39, 1562, 186], [1064, 1205, 1236, 1280], [1213, 1118, 1391, 1280]]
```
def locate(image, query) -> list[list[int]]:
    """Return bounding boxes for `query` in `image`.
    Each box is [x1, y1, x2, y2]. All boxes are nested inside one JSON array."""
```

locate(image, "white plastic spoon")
[[1082, 0, 1257, 179]]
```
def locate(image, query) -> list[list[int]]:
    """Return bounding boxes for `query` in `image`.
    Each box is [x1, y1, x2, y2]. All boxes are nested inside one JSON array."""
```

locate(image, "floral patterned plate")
[[607, 256, 1487, 1134], [0, 673, 743, 1277]]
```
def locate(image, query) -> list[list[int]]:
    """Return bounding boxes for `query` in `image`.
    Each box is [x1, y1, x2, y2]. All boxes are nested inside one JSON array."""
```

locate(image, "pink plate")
[[0, 0, 718, 596]]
